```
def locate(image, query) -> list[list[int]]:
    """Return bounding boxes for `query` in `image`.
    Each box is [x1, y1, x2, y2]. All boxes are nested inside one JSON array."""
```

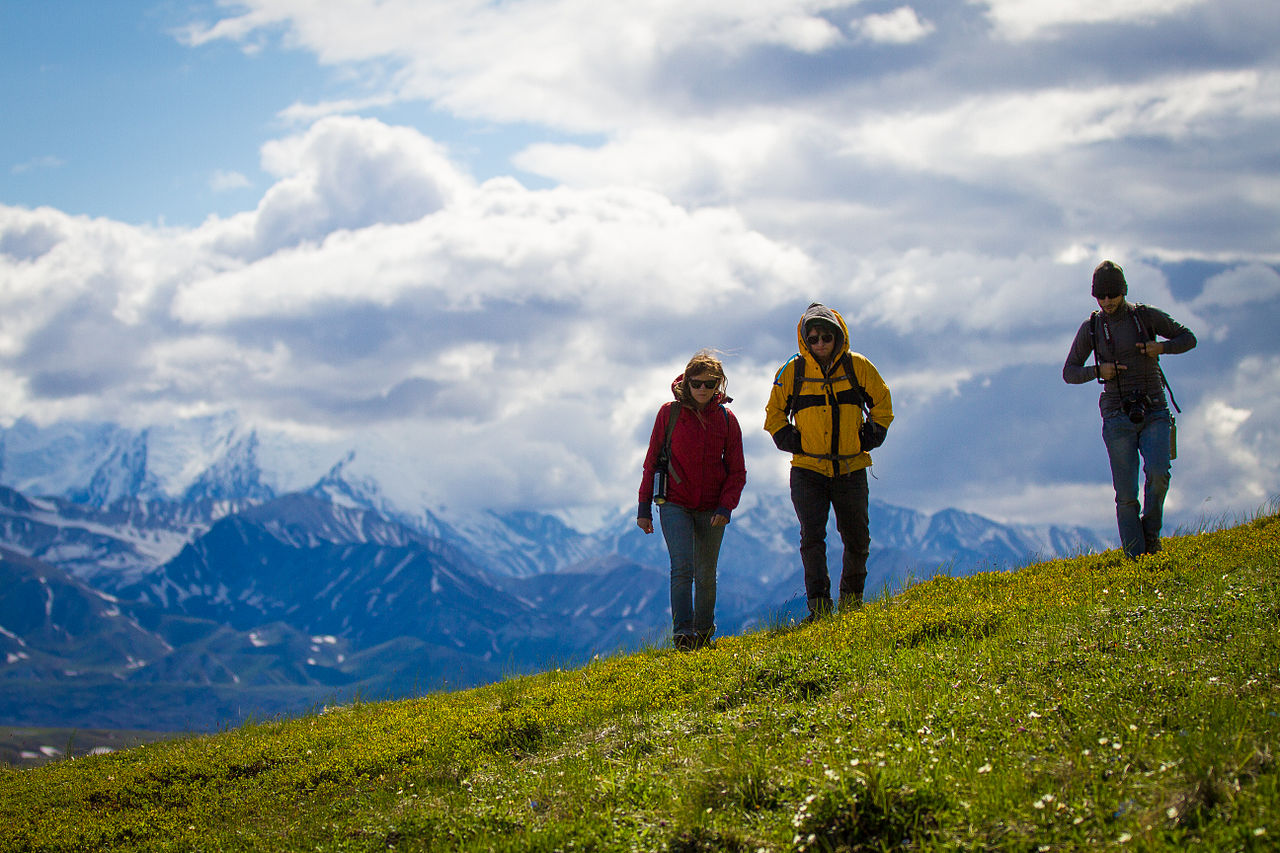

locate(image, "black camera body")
[[1121, 392, 1149, 424]]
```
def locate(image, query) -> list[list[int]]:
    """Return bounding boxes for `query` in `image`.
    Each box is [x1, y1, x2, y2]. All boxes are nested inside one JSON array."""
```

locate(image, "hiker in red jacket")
[[638, 350, 746, 651]]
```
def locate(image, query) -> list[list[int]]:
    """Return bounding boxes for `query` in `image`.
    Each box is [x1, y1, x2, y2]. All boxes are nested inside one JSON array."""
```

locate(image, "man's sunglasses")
[[806, 332, 835, 346], [688, 378, 720, 390]]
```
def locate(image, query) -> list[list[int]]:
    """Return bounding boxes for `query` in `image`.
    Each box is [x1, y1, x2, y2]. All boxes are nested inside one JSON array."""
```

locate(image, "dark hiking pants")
[[790, 466, 869, 602]]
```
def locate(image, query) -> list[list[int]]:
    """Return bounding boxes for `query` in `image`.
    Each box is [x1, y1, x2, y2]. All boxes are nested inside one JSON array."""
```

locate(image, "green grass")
[[3, 509, 1278, 852]]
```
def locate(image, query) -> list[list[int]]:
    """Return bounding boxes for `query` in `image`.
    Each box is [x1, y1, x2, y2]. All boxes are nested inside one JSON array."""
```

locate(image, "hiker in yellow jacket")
[[765, 303, 894, 621]]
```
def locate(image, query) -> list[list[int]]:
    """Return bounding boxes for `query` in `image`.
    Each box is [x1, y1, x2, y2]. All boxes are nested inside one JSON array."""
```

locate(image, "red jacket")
[[638, 392, 746, 520]]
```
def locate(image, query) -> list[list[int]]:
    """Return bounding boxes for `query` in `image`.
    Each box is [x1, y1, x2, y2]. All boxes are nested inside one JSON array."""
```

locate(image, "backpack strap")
[[1090, 306, 1181, 412], [659, 401, 683, 484], [1088, 310, 1104, 384], [834, 352, 872, 414], [783, 353, 873, 464], [786, 354, 804, 421]]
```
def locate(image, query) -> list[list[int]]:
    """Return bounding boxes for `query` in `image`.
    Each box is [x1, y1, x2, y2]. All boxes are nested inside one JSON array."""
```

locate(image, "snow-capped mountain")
[[0, 416, 1108, 732]]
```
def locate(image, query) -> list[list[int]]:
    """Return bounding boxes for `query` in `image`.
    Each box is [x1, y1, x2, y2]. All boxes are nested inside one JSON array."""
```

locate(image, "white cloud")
[[1173, 360, 1280, 522], [209, 170, 252, 192], [5, 1, 1279, 526], [513, 117, 810, 198], [854, 7, 934, 44], [10, 155, 65, 175], [976, 0, 1208, 42], [206, 115, 474, 260], [179, 1, 854, 133], [1192, 264, 1280, 310], [841, 70, 1273, 173]]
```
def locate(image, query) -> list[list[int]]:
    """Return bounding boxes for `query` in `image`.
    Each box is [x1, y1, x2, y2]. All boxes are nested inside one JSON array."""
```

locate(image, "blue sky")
[[2, 1, 570, 224], [2, 0, 1278, 536]]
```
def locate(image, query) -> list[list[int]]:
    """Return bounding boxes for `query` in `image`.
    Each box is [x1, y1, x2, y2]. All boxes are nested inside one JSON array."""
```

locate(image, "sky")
[[1, 0, 1278, 536]]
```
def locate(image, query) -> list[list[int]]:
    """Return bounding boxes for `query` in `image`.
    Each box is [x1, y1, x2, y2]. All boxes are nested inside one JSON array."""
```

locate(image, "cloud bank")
[[2, 0, 1278, 534]]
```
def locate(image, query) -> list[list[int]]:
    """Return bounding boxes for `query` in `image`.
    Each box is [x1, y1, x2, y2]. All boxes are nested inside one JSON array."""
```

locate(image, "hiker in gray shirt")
[[1063, 261, 1197, 559]]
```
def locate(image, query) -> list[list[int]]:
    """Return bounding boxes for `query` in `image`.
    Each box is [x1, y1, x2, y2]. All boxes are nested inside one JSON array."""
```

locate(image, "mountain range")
[[0, 416, 1105, 731]]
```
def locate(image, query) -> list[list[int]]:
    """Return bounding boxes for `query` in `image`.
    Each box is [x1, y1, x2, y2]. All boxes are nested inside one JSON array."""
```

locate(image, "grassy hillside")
[[2, 509, 1277, 852]]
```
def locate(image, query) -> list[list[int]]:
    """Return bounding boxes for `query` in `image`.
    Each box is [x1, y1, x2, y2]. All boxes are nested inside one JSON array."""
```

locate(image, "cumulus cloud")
[[1192, 264, 1280, 310], [4, 110, 1275, 524], [979, 0, 1207, 42], [840, 71, 1273, 173], [178, 1, 853, 133], [854, 7, 934, 44], [1171, 356, 1280, 521], [4, 1, 1278, 526]]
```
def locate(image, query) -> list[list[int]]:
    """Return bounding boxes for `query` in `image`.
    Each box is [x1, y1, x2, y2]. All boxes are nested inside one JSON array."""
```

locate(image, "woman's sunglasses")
[[806, 332, 835, 345], [688, 378, 720, 390]]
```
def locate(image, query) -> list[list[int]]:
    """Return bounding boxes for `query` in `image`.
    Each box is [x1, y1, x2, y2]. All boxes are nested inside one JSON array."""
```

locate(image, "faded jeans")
[[1103, 407, 1172, 559], [658, 503, 724, 639]]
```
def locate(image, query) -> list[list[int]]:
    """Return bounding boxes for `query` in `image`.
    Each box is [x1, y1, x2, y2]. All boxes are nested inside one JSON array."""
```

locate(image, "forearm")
[[1063, 323, 1097, 384], [1063, 361, 1097, 384], [1160, 329, 1196, 356]]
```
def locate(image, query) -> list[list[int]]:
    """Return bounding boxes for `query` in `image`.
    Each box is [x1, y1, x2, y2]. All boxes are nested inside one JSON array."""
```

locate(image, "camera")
[[1121, 393, 1148, 424]]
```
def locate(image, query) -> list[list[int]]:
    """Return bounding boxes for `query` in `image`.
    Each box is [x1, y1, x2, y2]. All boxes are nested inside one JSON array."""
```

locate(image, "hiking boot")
[[838, 593, 863, 613], [673, 634, 696, 652], [802, 597, 834, 624], [692, 627, 716, 650]]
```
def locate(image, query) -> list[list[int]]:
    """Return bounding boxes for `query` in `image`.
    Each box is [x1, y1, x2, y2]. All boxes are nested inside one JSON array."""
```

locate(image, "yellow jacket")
[[764, 305, 894, 477]]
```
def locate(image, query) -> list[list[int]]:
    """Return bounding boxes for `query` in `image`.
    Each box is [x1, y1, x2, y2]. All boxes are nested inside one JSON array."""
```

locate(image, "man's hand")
[[637, 518, 654, 534], [1136, 341, 1165, 357], [772, 424, 803, 454], [711, 514, 729, 527], [859, 420, 887, 451], [1098, 362, 1128, 380]]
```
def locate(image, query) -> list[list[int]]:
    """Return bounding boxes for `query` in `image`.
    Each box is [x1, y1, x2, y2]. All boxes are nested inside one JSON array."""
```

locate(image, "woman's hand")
[[637, 517, 654, 534]]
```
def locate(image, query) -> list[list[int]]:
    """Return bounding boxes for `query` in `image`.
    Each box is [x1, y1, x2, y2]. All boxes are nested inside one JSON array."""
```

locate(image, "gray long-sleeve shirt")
[[1063, 302, 1196, 418]]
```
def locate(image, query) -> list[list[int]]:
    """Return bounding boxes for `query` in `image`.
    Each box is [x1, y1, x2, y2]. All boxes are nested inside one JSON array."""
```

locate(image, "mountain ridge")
[[0, 416, 1107, 731]]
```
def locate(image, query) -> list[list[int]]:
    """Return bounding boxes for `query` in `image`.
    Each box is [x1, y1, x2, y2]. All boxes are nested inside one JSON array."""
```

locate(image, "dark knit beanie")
[[1091, 261, 1127, 297]]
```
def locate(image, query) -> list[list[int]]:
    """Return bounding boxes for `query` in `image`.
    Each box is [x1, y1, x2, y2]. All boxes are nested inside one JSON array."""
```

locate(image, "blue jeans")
[[657, 503, 724, 639], [1102, 408, 1172, 558]]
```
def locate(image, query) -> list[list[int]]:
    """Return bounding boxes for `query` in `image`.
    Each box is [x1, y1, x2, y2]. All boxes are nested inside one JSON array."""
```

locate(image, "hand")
[[637, 517, 654, 534], [859, 420, 887, 451], [711, 514, 729, 527], [1136, 341, 1164, 357], [1098, 362, 1128, 380], [772, 424, 803, 454]]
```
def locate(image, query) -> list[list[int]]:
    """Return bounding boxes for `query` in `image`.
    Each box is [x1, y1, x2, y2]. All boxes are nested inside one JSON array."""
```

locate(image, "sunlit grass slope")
[[3, 509, 1278, 852]]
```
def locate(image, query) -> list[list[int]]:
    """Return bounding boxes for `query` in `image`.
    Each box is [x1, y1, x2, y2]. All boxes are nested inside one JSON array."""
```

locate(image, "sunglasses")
[[806, 332, 835, 346], [688, 378, 720, 390]]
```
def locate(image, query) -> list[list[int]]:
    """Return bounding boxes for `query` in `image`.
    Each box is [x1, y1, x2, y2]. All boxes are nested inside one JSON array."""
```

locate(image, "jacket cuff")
[[638, 501, 652, 520], [715, 507, 733, 522]]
